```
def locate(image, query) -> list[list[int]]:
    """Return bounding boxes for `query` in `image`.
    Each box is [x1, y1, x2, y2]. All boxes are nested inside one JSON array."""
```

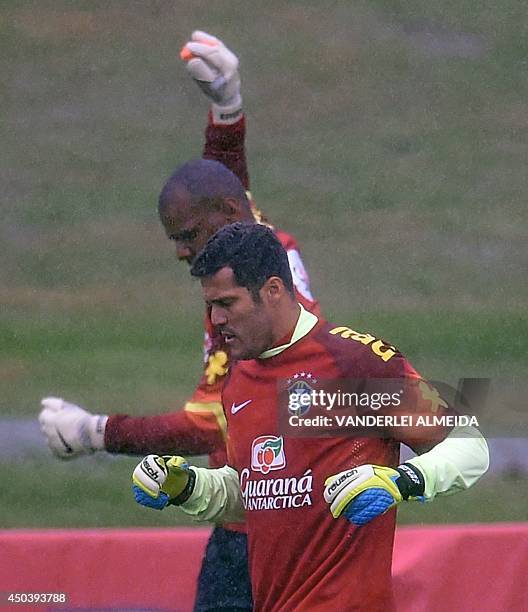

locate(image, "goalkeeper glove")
[[180, 30, 242, 124], [132, 455, 196, 511], [324, 463, 425, 526], [38, 397, 107, 459]]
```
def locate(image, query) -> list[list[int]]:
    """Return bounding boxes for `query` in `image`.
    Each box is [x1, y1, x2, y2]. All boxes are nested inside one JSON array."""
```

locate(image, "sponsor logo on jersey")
[[287, 372, 317, 416], [329, 326, 397, 362], [240, 467, 313, 511], [251, 435, 286, 474], [244, 436, 313, 511]]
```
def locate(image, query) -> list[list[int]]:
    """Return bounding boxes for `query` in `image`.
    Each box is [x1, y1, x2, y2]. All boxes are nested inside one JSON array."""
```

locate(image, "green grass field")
[[1, 0, 527, 527], [4, 454, 527, 528]]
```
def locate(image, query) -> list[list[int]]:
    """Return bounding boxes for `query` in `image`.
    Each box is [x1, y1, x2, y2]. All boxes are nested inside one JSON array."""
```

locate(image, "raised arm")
[[181, 31, 249, 190]]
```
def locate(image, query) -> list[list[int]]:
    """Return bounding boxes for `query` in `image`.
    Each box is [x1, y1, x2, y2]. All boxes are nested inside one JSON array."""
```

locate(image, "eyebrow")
[[206, 296, 237, 306], [171, 227, 199, 241]]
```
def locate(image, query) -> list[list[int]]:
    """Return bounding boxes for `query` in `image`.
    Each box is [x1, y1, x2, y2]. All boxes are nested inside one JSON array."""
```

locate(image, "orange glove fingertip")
[[180, 46, 194, 62]]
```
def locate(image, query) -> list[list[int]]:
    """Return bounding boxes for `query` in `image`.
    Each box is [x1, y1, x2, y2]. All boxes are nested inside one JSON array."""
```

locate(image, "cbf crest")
[[287, 372, 317, 416]]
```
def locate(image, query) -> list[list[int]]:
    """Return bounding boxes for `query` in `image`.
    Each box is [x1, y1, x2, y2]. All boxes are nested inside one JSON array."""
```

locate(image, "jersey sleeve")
[[178, 464, 245, 524], [104, 401, 225, 456], [407, 424, 489, 500], [369, 356, 457, 453], [203, 111, 249, 190], [105, 313, 229, 459], [326, 324, 456, 452]]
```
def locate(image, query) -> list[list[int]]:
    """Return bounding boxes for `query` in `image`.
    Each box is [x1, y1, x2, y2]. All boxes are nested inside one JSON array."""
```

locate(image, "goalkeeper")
[[132, 223, 490, 611], [38, 32, 319, 612]]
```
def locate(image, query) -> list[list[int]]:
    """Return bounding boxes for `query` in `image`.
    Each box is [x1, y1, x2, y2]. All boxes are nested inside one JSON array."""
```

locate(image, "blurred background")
[[1, 0, 527, 527]]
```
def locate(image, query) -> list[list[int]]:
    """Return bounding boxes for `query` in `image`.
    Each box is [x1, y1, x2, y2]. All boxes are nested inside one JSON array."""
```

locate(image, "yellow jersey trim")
[[184, 401, 227, 439]]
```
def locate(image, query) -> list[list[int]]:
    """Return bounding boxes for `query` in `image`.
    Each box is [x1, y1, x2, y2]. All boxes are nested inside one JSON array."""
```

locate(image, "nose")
[[176, 243, 193, 262], [210, 304, 228, 327]]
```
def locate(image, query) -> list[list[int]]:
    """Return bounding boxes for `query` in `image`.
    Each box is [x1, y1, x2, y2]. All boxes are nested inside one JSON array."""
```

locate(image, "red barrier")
[[1, 524, 527, 611], [0, 528, 210, 611], [393, 523, 528, 612]]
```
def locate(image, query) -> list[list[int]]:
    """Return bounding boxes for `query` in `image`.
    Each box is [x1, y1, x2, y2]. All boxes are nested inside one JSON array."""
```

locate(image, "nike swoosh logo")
[[231, 399, 252, 414], [56, 429, 74, 454]]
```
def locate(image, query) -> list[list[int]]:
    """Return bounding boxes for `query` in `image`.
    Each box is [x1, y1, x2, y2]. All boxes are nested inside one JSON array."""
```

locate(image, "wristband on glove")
[[394, 462, 425, 500], [324, 462, 425, 526], [164, 456, 196, 505]]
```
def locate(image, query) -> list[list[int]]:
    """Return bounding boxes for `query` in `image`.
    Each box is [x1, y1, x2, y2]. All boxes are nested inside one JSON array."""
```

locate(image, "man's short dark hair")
[[190, 222, 295, 300], [159, 159, 249, 211]]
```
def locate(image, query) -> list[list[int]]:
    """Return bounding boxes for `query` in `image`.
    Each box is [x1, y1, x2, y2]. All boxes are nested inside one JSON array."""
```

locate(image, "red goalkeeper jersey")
[[223, 315, 451, 611], [104, 115, 319, 486]]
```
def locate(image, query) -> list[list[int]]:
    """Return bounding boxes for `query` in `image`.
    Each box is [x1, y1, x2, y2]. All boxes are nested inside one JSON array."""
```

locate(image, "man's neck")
[[259, 304, 318, 360], [270, 302, 301, 347]]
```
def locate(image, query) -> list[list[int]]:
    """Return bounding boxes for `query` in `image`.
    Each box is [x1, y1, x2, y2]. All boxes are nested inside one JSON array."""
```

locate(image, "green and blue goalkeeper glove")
[[324, 463, 424, 526], [132, 455, 196, 511]]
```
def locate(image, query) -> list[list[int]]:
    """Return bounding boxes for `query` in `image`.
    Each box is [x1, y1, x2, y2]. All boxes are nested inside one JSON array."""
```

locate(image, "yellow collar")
[[259, 304, 318, 359]]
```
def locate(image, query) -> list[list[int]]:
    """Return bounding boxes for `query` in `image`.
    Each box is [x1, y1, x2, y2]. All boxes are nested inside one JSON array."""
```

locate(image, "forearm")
[[407, 425, 490, 500], [324, 425, 489, 526], [178, 464, 245, 523], [203, 113, 249, 190], [105, 404, 225, 456]]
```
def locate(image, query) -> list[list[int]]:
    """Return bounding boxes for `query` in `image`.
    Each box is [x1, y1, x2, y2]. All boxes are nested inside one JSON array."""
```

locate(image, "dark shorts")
[[194, 526, 253, 612]]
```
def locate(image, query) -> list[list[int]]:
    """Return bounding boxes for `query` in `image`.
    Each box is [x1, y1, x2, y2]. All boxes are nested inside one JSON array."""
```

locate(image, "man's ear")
[[218, 197, 244, 221], [261, 276, 285, 304]]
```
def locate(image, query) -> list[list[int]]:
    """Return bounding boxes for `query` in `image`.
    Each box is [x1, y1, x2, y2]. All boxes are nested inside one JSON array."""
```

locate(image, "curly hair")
[[190, 222, 294, 300]]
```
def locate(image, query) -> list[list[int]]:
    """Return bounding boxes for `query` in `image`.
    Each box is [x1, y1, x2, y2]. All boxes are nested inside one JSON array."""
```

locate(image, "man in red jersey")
[[38, 33, 318, 612], [133, 223, 489, 612]]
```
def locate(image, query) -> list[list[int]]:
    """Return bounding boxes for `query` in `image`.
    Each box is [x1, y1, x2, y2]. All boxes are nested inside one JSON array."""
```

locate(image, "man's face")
[[160, 188, 230, 265], [202, 267, 275, 361]]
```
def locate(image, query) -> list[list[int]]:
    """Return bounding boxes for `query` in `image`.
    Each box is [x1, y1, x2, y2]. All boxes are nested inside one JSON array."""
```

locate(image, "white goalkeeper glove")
[[180, 30, 242, 125], [38, 397, 108, 459]]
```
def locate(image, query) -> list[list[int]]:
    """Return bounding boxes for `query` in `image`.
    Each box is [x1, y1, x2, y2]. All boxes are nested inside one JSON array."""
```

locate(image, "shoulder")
[[313, 321, 408, 378], [274, 227, 316, 305], [274, 228, 301, 251]]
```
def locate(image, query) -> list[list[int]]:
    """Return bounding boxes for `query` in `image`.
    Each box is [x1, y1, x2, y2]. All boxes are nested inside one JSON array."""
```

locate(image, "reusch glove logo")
[[326, 469, 359, 495], [141, 456, 166, 482]]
